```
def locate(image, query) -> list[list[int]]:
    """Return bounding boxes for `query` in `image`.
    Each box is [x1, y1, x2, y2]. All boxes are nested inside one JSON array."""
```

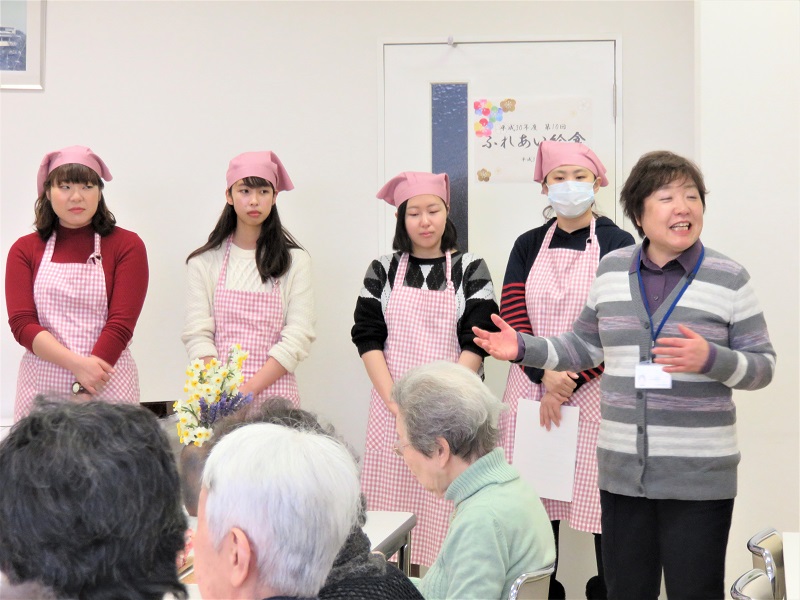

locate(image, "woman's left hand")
[[542, 370, 579, 398], [72, 355, 115, 394], [651, 324, 710, 373], [539, 391, 568, 431], [473, 314, 518, 361]]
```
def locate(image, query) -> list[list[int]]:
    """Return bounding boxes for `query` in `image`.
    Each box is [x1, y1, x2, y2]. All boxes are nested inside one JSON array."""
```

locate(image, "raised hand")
[[473, 314, 519, 361]]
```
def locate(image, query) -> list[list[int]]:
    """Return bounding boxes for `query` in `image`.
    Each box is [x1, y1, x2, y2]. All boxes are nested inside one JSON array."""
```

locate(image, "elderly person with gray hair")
[[393, 361, 556, 599], [192, 422, 361, 600]]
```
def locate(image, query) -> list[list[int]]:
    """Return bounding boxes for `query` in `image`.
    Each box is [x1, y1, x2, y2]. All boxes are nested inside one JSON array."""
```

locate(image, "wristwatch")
[[72, 381, 88, 395]]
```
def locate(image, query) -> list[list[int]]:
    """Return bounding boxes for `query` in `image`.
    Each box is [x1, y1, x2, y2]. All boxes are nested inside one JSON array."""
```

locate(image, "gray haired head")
[[393, 361, 505, 461]]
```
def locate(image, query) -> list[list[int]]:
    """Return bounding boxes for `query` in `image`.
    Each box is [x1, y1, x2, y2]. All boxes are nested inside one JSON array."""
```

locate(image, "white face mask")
[[547, 181, 595, 218]]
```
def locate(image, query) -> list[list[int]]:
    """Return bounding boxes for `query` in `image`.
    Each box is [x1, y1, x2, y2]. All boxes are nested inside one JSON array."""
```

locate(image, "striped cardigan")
[[519, 243, 776, 500]]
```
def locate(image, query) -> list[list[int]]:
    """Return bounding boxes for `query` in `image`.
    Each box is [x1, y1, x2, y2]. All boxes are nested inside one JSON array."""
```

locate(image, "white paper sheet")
[[512, 399, 580, 502]]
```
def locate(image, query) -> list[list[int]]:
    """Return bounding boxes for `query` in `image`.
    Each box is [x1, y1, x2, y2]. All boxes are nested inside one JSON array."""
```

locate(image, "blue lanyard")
[[636, 246, 704, 348]]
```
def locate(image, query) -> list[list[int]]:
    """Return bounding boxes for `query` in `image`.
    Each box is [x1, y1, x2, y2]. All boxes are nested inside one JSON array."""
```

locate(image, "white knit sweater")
[[182, 243, 315, 372]]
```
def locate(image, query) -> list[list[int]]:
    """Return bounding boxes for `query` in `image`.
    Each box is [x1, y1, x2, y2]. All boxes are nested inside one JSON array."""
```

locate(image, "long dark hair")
[[34, 163, 116, 240], [186, 177, 301, 281], [392, 200, 458, 255]]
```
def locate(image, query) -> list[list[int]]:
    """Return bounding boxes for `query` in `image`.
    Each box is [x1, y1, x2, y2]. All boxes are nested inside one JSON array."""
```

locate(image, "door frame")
[[377, 35, 625, 252]]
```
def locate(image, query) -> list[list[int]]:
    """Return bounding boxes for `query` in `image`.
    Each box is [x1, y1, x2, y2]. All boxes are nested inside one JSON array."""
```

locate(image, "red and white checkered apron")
[[360, 251, 461, 567], [500, 219, 602, 533], [14, 232, 140, 421], [213, 237, 299, 408]]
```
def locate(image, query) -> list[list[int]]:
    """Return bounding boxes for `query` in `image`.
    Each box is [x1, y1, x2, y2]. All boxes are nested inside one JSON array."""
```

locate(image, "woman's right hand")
[[385, 399, 400, 417], [361, 350, 396, 415], [378, 382, 398, 416], [541, 370, 579, 398], [72, 355, 115, 395], [472, 314, 519, 361]]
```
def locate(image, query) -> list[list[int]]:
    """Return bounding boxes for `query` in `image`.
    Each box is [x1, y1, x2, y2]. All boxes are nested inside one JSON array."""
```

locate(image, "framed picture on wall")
[[0, 0, 45, 90]]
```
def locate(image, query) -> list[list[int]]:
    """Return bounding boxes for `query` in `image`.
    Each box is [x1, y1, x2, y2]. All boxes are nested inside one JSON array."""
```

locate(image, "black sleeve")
[[596, 217, 637, 259], [351, 258, 390, 356], [457, 256, 499, 357]]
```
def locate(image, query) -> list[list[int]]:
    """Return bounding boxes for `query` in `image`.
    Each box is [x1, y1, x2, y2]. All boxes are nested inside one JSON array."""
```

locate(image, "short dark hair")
[[34, 163, 117, 240], [620, 150, 707, 238], [392, 200, 459, 254], [0, 399, 188, 600]]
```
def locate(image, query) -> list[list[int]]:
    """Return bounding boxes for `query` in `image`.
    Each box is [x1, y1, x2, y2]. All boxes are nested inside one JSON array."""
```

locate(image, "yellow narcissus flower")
[[176, 344, 251, 446]]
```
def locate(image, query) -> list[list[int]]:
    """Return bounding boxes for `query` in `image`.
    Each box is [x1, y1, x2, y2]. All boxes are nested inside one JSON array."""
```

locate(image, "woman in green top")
[[392, 361, 556, 600]]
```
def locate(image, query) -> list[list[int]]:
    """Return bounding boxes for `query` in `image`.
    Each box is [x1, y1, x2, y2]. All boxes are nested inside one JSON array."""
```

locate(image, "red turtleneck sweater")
[[5, 224, 149, 365]]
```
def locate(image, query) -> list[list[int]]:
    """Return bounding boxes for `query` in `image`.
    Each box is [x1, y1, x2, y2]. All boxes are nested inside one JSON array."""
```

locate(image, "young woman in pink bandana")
[[498, 141, 634, 599], [351, 171, 499, 569], [6, 146, 148, 420], [183, 151, 314, 408]]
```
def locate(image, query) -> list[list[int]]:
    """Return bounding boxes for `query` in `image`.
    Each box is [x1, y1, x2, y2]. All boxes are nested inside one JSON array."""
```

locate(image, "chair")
[[508, 562, 555, 600], [748, 527, 785, 600], [731, 568, 774, 600]]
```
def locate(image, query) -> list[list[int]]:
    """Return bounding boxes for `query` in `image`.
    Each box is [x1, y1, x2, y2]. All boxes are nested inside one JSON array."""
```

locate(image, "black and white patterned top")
[[351, 251, 498, 357]]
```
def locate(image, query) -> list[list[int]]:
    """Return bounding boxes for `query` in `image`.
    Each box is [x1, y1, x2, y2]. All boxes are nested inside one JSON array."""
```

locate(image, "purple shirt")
[[630, 239, 715, 372], [630, 239, 704, 313]]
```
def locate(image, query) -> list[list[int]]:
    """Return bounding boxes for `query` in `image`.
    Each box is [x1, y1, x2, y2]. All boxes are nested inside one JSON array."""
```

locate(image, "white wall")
[[2, 0, 794, 595], [696, 0, 800, 592]]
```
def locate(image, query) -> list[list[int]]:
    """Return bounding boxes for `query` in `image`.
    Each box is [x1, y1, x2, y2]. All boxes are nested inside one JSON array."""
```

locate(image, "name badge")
[[635, 362, 672, 389]]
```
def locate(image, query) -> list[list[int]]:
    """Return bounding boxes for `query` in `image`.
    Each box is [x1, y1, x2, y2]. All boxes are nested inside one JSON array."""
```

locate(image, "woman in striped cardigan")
[[474, 150, 776, 600]]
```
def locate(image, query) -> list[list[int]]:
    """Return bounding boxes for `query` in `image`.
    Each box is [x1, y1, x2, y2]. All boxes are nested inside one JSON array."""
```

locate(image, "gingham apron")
[[360, 251, 461, 567], [500, 219, 603, 532], [213, 237, 299, 408], [14, 232, 140, 421]]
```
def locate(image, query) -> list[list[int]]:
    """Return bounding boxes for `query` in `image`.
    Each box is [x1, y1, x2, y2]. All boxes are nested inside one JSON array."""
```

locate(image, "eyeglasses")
[[393, 440, 412, 457]]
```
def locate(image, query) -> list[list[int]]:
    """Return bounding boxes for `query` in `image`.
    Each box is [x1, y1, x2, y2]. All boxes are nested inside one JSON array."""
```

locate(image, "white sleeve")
[[181, 250, 221, 360], [269, 249, 316, 372]]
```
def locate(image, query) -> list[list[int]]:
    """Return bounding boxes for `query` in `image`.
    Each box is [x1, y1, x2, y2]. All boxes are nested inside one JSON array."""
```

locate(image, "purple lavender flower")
[[200, 391, 254, 428]]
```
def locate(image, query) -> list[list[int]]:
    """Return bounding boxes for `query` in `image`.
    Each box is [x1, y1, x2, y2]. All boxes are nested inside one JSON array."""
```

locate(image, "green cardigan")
[[412, 448, 555, 599]]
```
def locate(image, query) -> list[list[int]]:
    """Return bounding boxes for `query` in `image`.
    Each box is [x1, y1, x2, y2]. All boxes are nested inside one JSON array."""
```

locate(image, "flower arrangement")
[[174, 344, 254, 446]]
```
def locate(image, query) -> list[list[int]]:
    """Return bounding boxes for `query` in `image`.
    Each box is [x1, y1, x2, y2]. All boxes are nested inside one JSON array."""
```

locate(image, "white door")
[[382, 39, 620, 394]]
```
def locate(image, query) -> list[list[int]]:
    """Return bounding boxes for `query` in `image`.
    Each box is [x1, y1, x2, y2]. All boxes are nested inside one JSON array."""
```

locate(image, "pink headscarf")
[[36, 146, 113, 196], [533, 141, 608, 194], [376, 172, 450, 208], [225, 151, 294, 192]]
